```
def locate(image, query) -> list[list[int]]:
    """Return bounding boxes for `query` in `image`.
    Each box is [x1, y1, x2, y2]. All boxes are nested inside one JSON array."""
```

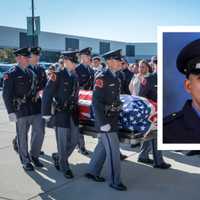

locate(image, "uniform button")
[[172, 113, 176, 117]]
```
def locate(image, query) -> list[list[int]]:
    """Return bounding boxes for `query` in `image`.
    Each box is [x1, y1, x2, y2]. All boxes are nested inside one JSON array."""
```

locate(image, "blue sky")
[[0, 0, 200, 42]]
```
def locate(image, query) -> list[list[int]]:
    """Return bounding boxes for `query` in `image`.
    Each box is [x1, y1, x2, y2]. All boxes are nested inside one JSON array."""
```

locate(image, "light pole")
[[31, 0, 35, 47]]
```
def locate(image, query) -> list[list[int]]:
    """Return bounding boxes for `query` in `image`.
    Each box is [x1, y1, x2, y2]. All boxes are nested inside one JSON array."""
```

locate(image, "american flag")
[[78, 90, 157, 134]]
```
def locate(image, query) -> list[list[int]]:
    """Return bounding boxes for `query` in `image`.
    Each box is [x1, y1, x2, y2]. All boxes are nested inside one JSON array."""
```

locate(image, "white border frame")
[[157, 26, 200, 150]]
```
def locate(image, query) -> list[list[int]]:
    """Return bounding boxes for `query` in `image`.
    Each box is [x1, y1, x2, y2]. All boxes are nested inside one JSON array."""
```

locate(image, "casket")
[[78, 90, 157, 143]]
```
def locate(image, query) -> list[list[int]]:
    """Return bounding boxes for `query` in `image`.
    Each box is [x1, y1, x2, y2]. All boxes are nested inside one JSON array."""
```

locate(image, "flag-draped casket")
[[78, 90, 157, 135]]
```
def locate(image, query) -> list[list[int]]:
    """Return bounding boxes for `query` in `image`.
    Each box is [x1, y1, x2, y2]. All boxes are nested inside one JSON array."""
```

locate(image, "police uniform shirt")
[[163, 100, 200, 143], [123, 68, 134, 95], [116, 70, 125, 94], [93, 68, 121, 132], [28, 64, 47, 114], [29, 64, 47, 91], [75, 63, 94, 90], [42, 68, 79, 128], [2, 65, 35, 118]]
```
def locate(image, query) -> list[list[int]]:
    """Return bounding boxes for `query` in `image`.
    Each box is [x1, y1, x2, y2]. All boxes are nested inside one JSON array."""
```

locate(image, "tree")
[[0, 48, 16, 63]]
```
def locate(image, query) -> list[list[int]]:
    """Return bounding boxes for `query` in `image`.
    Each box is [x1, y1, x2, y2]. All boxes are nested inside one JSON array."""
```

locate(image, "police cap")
[[79, 47, 92, 56], [31, 47, 42, 55], [176, 39, 200, 76], [60, 50, 79, 64], [13, 48, 31, 57], [102, 49, 123, 61]]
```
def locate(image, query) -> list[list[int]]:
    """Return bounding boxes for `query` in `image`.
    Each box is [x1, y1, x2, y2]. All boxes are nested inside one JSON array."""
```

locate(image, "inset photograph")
[[158, 27, 200, 149]]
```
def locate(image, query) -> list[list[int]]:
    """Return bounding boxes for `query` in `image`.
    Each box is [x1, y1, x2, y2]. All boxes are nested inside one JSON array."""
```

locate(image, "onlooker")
[[129, 60, 151, 96]]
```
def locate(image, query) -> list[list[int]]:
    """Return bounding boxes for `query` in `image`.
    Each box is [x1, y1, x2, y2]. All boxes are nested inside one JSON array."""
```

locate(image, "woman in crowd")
[[129, 60, 152, 96]]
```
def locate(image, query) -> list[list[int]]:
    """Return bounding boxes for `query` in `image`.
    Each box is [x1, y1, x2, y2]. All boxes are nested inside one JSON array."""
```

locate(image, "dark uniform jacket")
[[93, 68, 121, 132], [163, 100, 200, 143], [75, 63, 94, 90], [122, 68, 134, 95], [116, 70, 125, 94], [42, 68, 79, 128], [29, 64, 47, 115], [139, 73, 157, 102], [2, 65, 36, 118]]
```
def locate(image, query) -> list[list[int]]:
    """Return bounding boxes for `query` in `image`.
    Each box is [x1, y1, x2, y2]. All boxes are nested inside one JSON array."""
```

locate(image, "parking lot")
[[0, 90, 200, 200]]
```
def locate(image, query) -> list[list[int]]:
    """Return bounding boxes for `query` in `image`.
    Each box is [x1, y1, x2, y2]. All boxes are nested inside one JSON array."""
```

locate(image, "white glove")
[[8, 113, 17, 122], [42, 115, 51, 122], [100, 124, 111, 132]]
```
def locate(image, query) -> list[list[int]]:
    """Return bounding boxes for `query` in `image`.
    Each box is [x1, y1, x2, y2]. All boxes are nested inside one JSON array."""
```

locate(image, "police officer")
[[138, 56, 171, 169], [29, 47, 47, 156], [42, 50, 79, 179], [121, 57, 134, 95], [75, 47, 94, 155], [12, 47, 47, 155], [164, 39, 200, 146], [3, 48, 44, 171], [85, 49, 127, 191]]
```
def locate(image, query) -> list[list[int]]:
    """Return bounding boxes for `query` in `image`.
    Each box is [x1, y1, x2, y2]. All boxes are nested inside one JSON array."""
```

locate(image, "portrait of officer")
[[42, 50, 80, 179], [164, 39, 200, 144], [85, 49, 127, 191], [3, 47, 44, 171]]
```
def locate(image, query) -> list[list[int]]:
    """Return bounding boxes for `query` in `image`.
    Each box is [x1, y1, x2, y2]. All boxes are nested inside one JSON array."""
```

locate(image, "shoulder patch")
[[95, 78, 104, 88], [164, 111, 183, 125]]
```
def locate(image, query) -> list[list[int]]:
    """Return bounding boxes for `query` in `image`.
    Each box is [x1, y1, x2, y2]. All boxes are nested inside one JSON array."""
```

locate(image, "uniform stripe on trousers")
[[105, 133, 115, 184]]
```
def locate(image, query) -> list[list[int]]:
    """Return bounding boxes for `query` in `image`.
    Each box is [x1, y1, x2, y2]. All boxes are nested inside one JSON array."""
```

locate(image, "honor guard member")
[[121, 57, 134, 95], [12, 47, 47, 155], [75, 47, 94, 155], [138, 56, 171, 169], [3, 48, 44, 171], [42, 50, 80, 179], [164, 39, 200, 145], [29, 47, 47, 155], [85, 49, 127, 191]]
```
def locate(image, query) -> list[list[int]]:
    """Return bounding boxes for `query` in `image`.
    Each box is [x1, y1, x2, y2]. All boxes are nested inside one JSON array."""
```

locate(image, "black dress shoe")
[[138, 158, 154, 165], [12, 137, 18, 153], [64, 170, 74, 179], [23, 163, 34, 171], [78, 148, 89, 155], [31, 156, 44, 168], [120, 154, 128, 161], [186, 150, 200, 156], [109, 183, 127, 191], [85, 173, 105, 182], [154, 162, 171, 169], [52, 153, 60, 170]]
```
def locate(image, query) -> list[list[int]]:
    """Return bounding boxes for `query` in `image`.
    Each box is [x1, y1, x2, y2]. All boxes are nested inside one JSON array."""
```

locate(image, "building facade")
[[0, 26, 157, 63]]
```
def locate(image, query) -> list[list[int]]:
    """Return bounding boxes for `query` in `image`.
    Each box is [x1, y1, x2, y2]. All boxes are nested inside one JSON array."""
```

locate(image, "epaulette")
[[163, 110, 183, 125]]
